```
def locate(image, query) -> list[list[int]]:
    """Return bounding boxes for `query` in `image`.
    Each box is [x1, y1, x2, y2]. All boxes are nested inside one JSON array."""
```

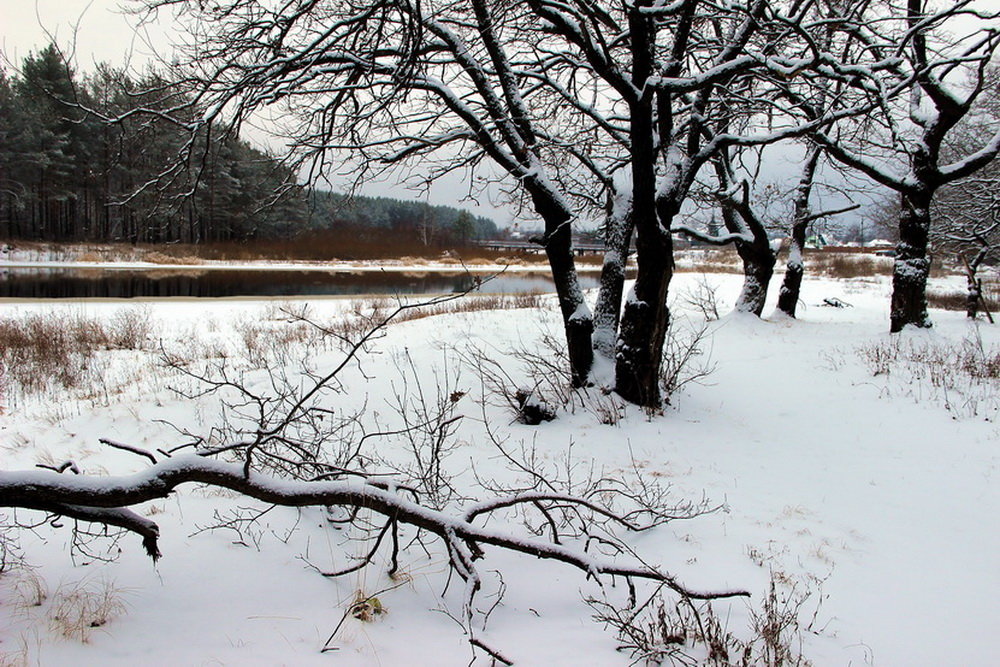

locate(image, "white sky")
[[0, 0, 173, 72]]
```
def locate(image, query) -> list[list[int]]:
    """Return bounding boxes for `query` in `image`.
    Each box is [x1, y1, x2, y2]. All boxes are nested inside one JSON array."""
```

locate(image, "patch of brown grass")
[[394, 292, 545, 323], [806, 250, 891, 279], [927, 281, 999, 313], [0, 308, 153, 397], [145, 251, 205, 265]]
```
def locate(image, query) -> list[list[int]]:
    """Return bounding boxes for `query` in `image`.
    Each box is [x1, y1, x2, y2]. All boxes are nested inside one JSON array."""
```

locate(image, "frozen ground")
[[0, 270, 997, 666]]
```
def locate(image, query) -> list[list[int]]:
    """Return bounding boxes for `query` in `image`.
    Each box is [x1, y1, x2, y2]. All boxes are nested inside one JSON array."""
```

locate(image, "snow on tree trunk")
[[777, 244, 804, 317], [777, 148, 821, 318], [890, 190, 933, 332], [967, 272, 982, 320], [615, 254, 672, 407], [614, 23, 671, 408], [593, 188, 633, 361], [614, 175, 674, 408]]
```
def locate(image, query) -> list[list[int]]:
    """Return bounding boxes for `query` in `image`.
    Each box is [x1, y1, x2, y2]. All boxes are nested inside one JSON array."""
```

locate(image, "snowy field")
[[1, 270, 998, 666]]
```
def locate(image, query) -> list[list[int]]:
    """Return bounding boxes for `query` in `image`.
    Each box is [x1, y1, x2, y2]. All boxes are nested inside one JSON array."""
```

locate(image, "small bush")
[[858, 330, 1000, 417], [660, 320, 715, 406], [589, 571, 816, 666], [679, 276, 721, 321]]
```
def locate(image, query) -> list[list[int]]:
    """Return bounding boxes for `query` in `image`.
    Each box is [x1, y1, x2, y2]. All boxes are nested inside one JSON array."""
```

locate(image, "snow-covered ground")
[[1, 270, 997, 666]]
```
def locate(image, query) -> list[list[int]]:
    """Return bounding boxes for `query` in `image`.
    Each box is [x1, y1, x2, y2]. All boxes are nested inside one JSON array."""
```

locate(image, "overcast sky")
[[0, 0, 170, 71]]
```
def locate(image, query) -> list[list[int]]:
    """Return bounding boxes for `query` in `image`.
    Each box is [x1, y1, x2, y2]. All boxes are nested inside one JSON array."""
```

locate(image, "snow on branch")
[[0, 455, 747, 602], [672, 224, 753, 247]]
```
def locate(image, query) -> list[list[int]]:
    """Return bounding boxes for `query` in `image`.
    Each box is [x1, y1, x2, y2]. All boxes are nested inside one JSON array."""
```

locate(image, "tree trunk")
[[967, 272, 981, 320], [777, 147, 821, 317], [593, 195, 633, 360], [734, 239, 775, 316], [777, 243, 804, 317], [964, 252, 988, 320], [528, 186, 594, 388], [711, 154, 775, 317], [890, 189, 933, 332], [614, 231, 672, 407], [614, 162, 673, 407], [614, 0, 672, 408]]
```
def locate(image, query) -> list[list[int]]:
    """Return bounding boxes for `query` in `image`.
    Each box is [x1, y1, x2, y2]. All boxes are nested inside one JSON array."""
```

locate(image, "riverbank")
[[1, 239, 576, 273]]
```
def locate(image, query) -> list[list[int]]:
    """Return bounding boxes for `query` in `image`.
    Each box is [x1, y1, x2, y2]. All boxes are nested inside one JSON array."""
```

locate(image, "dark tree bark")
[[966, 271, 982, 320], [890, 188, 933, 332], [713, 157, 776, 317], [530, 186, 594, 386], [777, 147, 823, 317]]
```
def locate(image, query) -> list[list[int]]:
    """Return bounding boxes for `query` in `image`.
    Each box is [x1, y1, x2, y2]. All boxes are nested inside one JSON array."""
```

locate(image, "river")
[[0, 266, 606, 299]]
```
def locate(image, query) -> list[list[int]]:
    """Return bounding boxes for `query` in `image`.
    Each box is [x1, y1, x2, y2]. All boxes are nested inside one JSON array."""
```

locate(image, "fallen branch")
[[0, 455, 747, 600]]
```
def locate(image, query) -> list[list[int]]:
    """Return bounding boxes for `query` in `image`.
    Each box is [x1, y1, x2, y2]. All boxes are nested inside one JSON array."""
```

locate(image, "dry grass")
[[805, 250, 892, 279], [858, 330, 1000, 418], [588, 569, 817, 666], [675, 248, 742, 273], [48, 578, 128, 643], [153, 232, 540, 264], [12, 569, 49, 608], [393, 291, 545, 323], [144, 251, 205, 265], [927, 279, 999, 313], [0, 642, 30, 667], [0, 307, 153, 399]]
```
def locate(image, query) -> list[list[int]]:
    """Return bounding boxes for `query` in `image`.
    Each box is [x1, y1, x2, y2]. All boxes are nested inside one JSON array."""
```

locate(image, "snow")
[[1, 268, 998, 665], [568, 300, 592, 322]]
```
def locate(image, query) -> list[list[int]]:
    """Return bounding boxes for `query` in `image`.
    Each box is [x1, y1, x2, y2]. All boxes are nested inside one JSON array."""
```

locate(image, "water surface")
[[0, 267, 603, 299]]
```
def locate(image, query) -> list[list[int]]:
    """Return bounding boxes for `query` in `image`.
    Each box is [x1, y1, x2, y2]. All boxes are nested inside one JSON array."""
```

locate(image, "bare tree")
[[135, 0, 872, 407], [132, 0, 608, 385], [128, 0, 951, 407], [809, 0, 1000, 331], [933, 175, 1000, 320], [776, 145, 860, 317], [528, 0, 859, 403], [674, 147, 782, 317], [927, 67, 1000, 320]]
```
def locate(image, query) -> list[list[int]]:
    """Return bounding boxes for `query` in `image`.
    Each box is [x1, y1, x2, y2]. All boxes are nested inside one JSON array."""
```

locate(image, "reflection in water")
[[0, 268, 605, 299]]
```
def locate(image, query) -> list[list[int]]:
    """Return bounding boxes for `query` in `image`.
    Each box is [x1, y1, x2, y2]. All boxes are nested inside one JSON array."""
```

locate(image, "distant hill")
[[307, 191, 499, 243]]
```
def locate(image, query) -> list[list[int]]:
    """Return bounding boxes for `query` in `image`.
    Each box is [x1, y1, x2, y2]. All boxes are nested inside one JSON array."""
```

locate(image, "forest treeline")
[[0, 45, 497, 247]]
